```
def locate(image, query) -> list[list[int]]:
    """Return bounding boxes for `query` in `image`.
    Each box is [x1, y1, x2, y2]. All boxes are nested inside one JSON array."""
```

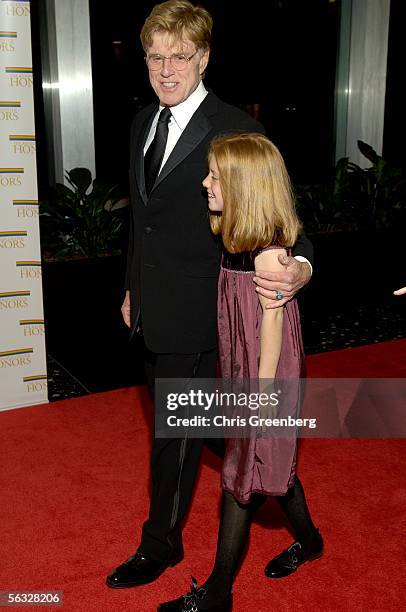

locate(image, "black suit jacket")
[[125, 91, 313, 354]]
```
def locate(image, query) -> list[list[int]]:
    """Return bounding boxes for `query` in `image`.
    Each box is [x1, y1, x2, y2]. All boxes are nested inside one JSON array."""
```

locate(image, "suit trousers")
[[139, 345, 223, 562]]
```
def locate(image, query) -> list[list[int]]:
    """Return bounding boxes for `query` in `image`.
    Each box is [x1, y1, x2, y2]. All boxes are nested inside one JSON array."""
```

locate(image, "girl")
[[159, 133, 322, 611]]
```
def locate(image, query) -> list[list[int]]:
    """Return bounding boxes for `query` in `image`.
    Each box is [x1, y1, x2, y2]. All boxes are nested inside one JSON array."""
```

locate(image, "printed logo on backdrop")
[[5, 66, 32, 87], [23, 374, 47, 393], [0, 229, 27, 247], [19, 318, 44, 337], [0, 101, 20, 121], [0, 30, 16, 52], [0, 167, 24, 186], [0, 290, 30, 310], [0, 347, 32, 368], [2, 1, 30, 18], [1, 0, 47, 409], [13, 199, 39, 218], [9, 134, 35, 154], [16, 260, 41, 278]]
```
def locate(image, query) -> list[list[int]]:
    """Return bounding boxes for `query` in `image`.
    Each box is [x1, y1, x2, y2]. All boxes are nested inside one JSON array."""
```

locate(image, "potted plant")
[[295, 142, 405, 314], [295, 141, 406, 234], [39, 169, 139, 393], [40, 167, 128, 260]]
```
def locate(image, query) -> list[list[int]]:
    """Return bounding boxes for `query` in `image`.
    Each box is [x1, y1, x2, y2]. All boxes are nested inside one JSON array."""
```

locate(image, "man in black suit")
[[106, 0, 313, 589]]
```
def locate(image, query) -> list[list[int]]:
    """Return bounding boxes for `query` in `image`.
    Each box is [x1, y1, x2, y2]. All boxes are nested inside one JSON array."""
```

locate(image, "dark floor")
[[47, 354, 91, 401], [301, 300, 406, 353], [46, 298, 405, 402]]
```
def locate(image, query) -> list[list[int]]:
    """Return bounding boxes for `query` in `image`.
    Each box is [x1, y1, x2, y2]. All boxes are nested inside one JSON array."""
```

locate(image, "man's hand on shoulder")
[[253, 254, 312, 308]]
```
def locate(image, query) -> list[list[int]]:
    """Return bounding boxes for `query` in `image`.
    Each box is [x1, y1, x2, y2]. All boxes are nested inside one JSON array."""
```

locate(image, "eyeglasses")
[[145, 51, 198, 71]]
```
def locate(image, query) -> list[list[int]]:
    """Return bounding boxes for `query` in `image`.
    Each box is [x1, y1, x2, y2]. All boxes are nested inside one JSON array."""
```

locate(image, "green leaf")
[[358, 140, 380, 164], [66, 168, 93, 194], [55, 182, 76, 201]]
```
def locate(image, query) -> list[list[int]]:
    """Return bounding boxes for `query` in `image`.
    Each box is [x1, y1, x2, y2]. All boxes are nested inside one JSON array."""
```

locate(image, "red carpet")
[[0, 339, 405, 611], [306, 338, 406, 378]]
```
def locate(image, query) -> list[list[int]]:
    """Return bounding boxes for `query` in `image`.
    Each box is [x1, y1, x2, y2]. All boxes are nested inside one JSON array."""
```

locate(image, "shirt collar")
[[159, 81, 208, 131]]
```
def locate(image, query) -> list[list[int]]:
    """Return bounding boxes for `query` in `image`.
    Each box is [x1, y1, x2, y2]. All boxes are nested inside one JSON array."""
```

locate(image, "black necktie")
[[144, 106, 171, 197]]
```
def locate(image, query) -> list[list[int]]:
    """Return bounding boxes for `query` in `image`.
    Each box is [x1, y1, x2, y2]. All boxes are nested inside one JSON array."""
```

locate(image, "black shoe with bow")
[[106, 550, 183, 588], [265, 529, 323, 579], [158, 577, 233, 611]]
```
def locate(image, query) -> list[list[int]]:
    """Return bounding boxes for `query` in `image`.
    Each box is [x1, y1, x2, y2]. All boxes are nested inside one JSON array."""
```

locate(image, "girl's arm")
[[255, 248, 287, 379]]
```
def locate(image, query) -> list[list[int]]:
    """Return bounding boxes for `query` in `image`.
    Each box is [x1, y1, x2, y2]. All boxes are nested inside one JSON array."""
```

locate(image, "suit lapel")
[[151, 93, 218, 193], [133, 105, 157, 205]]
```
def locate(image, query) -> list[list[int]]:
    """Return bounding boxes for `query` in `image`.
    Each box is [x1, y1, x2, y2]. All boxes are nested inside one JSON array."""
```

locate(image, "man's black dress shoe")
[[106, 550, 183, 588], [158, 577, 232, 611], [265, 529, 323, 578]]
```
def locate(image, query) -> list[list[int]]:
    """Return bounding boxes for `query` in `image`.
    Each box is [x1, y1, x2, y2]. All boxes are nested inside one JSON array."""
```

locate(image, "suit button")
[[144, 226, 153, 234]]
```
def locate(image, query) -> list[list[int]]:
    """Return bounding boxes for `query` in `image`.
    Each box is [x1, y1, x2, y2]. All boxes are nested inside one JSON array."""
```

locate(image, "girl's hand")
[[258, 378, 278, 431]]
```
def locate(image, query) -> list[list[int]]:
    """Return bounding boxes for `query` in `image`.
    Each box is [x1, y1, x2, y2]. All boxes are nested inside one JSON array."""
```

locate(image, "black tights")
[[199, 476, 317, 608], [274, 476, 317, 550]]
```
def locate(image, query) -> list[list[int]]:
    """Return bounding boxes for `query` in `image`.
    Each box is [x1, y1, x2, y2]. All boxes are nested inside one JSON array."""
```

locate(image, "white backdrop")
[[0, 0, 48, 411]]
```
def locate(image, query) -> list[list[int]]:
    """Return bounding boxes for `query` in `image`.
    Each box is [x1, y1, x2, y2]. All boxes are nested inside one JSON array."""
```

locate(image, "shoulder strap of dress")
[[256, 244, 290, 256]]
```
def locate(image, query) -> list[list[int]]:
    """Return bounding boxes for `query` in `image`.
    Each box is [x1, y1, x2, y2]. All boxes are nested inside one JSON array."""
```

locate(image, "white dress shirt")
[[144, 80, 208, 174]]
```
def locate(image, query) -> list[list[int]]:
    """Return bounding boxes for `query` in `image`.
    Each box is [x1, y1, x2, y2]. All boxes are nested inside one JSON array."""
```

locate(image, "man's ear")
[[199, 49, 210, 76]]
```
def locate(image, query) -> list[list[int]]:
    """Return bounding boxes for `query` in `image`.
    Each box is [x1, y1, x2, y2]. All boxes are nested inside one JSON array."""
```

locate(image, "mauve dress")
[[218, 248, 305, 503]]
